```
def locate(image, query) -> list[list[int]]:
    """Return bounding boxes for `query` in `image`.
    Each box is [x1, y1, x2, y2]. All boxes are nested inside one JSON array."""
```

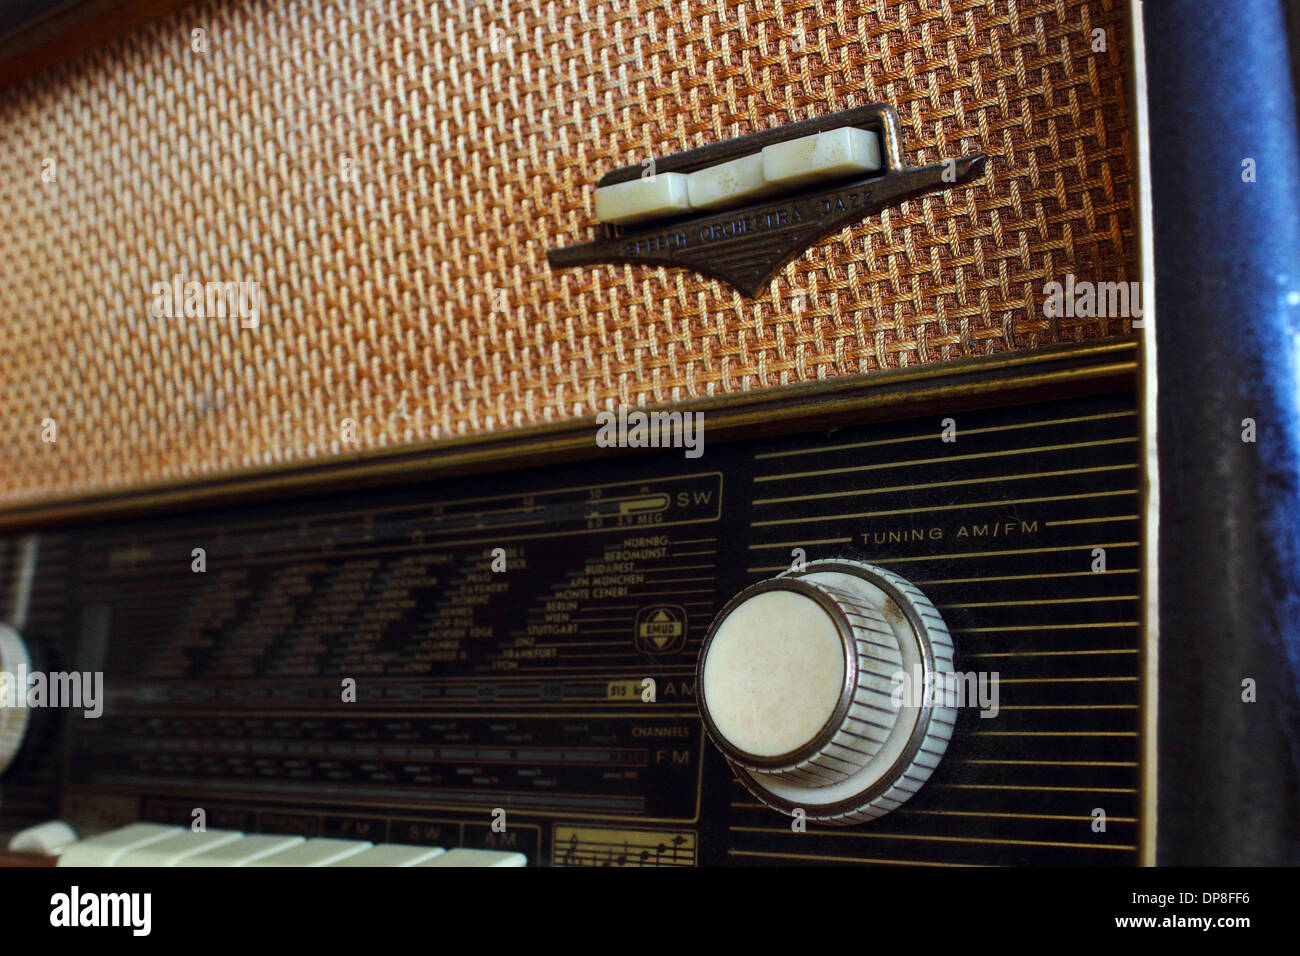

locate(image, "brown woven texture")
[[0, 0, 1136, 506]]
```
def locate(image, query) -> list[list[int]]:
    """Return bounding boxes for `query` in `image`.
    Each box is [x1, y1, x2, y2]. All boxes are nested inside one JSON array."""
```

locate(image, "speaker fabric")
[[0, 0, 1136, 505]]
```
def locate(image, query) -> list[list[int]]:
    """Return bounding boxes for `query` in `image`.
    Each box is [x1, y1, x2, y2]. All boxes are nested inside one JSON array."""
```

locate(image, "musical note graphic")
[[552, 826, 696, 866]]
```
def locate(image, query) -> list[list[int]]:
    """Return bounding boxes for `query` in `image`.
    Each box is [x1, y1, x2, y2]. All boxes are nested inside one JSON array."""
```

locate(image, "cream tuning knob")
[[0, 624, 31, 777], [698, 560, 956, 825]]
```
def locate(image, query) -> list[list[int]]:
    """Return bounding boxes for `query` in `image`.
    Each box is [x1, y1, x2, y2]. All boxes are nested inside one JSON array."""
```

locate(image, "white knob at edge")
[[0, 623, 31, 777], [697, 559, 957, 825]]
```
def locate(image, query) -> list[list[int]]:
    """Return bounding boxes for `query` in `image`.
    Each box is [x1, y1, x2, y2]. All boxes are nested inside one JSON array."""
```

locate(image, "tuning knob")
[[697, 559, 956, 824], [0, 624, 31, 776]]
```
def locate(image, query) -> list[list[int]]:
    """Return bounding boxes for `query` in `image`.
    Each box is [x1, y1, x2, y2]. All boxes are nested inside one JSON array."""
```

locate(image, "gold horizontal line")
[[752, 411, 1136, 460], [997, 704, 1137, 710], [561, 652, 653, 659], [503, 665, 697, 673], [754, 437, 1138, 483], [960, 759, 1138, 767], [633, 589, 714, 595], [752, 489, 1135, 527], [537, 641, 628, 647], [996, 676, 1139, 683], [1045, 515, 1140, 526], [638, 565, 716, 572], [745, 543, 1140, 574], [639, 576, 714, 583], [940, 595, 1138, 608], [914, 569, 1138, 584], [905, 809, 1138, 822], [108, 709, 698, 720], [752, 464, 1137, 506], [746, 537, 853, 550], [963, 649, 1139, 658], [728, 827, 1136, 851], [861, 541, 1140, 563], [936, 784, 1137, 793], [726, 849, 982, 867], [953, 622, 1139, 632], [967, 738, 1138, 743]]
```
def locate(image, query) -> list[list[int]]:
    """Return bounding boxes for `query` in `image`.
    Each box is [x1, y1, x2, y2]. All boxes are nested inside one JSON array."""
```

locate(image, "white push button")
[[328, 844, 445, 867], [8, 821, 77, 855], [761, 127, 882, 190], [593, 173, 691, 225], [116, 829, 244, 867], [414, 848, 526, 867], [248, 837, 372, 867], [593, 128, 883, 226], [686, 152, 775, 211], [175, 834, 305, 867], [57, 823, 181, 867]]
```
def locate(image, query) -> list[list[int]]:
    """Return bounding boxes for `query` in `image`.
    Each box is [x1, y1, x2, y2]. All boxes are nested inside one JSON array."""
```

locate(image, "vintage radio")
[[0, 0, 1296, 872]]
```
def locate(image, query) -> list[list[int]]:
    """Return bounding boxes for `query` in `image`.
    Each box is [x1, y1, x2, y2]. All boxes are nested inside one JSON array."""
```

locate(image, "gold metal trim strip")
[[0, 337, 1138, 534]]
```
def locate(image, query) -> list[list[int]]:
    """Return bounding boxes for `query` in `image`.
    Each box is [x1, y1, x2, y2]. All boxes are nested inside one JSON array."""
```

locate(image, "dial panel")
[[0, 375, 1144, 865]]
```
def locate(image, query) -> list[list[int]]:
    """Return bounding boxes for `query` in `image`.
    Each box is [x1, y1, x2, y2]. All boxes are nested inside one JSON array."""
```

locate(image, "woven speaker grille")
[[0, 0, 1136, 506]]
